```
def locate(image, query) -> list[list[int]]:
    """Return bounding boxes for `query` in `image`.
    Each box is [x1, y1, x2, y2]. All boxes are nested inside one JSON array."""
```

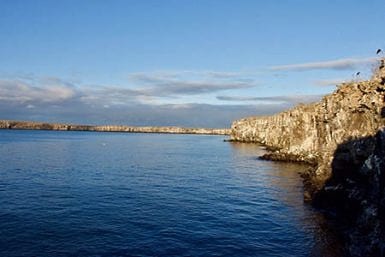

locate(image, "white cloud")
[[0, 73, 301, 127], [128, 71, 257, 96], [217, 94, 323, 104], [270, 57, 380, 71], [313, 78, 349, 87], [0, 79, 76, 103]]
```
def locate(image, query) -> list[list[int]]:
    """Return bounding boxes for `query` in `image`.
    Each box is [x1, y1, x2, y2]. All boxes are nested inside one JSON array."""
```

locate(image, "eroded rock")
[[230, 58, 385, 256]]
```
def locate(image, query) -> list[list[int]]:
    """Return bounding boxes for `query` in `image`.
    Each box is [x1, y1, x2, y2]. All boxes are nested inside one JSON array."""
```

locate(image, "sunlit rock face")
[[230, 59, 385, 256], [231, 58, 385, 184]]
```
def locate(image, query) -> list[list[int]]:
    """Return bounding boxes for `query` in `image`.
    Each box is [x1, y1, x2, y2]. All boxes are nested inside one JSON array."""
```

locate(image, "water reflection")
[[229, 141, 344, 257], [229, 141, 267, 156], [0, 131, 346, 257]]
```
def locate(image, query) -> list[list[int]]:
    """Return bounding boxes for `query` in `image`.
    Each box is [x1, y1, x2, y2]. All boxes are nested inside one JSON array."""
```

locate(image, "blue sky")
[[0, 0, 384, 127]]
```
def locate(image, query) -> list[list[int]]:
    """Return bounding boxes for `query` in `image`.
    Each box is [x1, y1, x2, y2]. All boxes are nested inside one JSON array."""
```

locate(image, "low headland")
[[230, 58, 385, 256], [0, 120, 230, 136]]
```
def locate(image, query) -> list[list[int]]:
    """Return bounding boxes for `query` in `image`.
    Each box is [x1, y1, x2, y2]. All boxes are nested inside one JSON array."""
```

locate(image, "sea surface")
[[0, 130, 342, 257]]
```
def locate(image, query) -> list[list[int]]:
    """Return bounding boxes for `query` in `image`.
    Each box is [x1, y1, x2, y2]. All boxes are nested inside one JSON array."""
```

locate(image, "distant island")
[[0, 120, 230, 136]]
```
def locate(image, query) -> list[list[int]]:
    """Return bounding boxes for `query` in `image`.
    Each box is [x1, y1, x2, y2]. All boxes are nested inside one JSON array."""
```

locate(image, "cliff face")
[[313, 129, 385, 256], [231, 60, 385, 182], [230, 59, 385, 256]]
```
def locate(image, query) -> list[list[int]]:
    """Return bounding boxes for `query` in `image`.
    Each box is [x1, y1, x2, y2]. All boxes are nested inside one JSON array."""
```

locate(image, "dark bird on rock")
[[377, 49, 382, 55], [380, 60, 385, 70]]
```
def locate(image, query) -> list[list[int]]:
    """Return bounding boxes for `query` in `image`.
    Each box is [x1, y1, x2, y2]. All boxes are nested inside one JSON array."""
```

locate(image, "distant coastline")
[[0, 120, 230, 136]]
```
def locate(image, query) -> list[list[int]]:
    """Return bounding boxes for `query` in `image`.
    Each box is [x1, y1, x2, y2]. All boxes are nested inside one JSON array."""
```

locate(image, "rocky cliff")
[[231, 59, 385, 184], [0, 120, 230, 135], [230, 59, 385, 256], [313, 129, 385, 256]]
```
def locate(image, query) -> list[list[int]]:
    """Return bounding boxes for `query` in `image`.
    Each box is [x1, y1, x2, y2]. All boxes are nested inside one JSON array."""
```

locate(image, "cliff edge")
[[230, 59, 385, 256], [231, 59, 385, 185]]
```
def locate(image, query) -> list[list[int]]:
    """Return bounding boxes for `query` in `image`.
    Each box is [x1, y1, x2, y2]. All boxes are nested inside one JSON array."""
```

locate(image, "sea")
[[0, 130, 343, 257]]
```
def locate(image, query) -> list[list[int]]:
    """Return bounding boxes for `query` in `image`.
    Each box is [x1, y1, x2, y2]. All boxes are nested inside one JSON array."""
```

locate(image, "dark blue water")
[[0, 130, 342, 257]]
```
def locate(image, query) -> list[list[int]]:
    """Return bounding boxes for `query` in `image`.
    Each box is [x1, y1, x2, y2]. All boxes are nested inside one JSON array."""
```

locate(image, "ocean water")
[[0, 130, 342, 257]]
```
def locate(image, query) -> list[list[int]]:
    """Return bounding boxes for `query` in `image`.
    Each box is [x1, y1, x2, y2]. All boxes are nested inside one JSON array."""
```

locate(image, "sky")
[[0, 0, 384, 128]]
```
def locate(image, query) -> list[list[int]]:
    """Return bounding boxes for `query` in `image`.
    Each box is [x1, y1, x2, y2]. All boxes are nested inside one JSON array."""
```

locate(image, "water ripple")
[[0, 130, 343, 256]]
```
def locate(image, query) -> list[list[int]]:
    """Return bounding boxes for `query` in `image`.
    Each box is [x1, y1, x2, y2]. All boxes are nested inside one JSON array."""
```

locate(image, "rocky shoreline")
[[0, 120, 230, 136], [230, 59, 385, 256]]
